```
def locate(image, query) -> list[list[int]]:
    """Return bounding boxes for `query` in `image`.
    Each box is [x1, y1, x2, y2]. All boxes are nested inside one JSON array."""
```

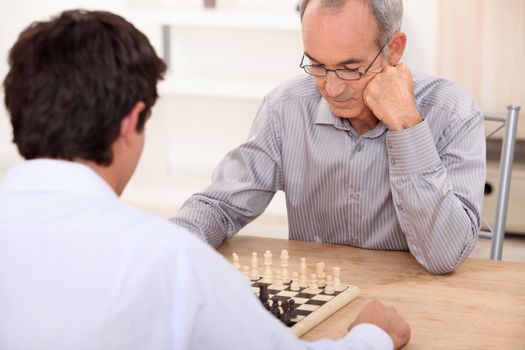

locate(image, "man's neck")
[[347, 110, 381, 135], [75, 159, 122, 196]]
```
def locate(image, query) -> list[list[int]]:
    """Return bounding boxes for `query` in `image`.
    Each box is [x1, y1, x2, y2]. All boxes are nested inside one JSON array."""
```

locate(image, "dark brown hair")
[[3, 9, 167, 165]]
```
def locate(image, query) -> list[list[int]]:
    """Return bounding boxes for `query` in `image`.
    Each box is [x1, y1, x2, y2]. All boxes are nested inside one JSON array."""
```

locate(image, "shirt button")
[[387, 141, 393, 149], [390, 158, 396, 166], [356, 143, 362, 152], [351, 193, 360, 201], [397, 203, 404, 211], [350, 238, 358, 245]]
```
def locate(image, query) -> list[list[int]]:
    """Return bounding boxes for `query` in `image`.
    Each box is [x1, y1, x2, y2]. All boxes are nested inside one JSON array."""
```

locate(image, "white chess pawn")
[[308, 273, 318, 290], [251, 252, 259, 268], [272, 269, 284, 289], [262, 250, 273, 283], [264, 250, 273, 267], [280, 250, 290, 283], [299, 257, 308, 288], [290, 272, 300, 291], [250, 252, 259, 281], [332, 266, 343, 291], [316, 262, 326, 288], [232, 253, 240, 270], [300, 257, 307, 274], [324, 275, 335, 295]]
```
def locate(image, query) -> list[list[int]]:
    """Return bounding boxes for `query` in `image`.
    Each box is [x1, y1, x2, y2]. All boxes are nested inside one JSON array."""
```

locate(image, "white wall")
[[402, 0, 438, 76]]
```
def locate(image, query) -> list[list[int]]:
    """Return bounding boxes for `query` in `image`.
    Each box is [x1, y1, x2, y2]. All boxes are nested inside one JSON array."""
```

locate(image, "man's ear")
[[388, 31, 407, 66], [120, 101, 146, 145]]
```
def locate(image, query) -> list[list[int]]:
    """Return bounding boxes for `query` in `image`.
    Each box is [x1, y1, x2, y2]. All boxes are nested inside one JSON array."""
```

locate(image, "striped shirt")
[[172, 73, 486, 274]]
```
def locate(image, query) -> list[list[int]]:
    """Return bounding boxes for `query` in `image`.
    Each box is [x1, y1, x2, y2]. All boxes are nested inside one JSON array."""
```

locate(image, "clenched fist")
[[349, 300, 411, 350], [363, 63, 422, 131]]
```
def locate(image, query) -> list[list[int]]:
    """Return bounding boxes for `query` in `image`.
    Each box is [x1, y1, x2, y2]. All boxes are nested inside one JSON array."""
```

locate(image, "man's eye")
[[342, 66, 360, 72]]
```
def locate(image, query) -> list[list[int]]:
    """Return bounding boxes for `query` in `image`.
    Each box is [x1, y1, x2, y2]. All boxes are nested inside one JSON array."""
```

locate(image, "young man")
[[173, 0, 486, 275], [0, 9, 410, 350]]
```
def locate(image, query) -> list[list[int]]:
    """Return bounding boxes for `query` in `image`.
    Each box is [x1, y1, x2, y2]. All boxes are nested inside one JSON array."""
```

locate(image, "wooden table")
[[219, 236, 525, 350]]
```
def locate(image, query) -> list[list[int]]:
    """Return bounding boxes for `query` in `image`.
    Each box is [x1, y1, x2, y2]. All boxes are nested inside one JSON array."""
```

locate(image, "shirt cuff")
[[386, 120, 441, 177], [342, 323, 394, 350]]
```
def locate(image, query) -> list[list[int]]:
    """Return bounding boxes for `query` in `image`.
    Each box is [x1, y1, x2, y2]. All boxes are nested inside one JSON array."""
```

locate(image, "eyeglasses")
[[299, 38, 390, 81]]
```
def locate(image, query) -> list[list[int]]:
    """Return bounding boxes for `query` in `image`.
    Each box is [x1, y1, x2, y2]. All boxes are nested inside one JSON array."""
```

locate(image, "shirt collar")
[[314, 98, 388, 139], [0, 159, 118, 199]]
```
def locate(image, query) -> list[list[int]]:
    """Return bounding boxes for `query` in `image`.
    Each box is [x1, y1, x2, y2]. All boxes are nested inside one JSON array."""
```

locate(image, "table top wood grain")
[[219, 235, 525, 350]]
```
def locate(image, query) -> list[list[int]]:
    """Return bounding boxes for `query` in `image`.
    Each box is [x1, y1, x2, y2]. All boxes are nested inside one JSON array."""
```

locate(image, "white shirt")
[[0, 159, 393, 350]]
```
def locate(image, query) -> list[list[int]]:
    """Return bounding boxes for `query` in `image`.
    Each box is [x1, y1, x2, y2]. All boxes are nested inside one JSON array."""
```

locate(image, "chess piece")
[[316, 262, 326, 287], [262, 250, 273, 284], [308, 273, 318, 290], [299, 257, 308, 288], [272, 269, 284, 289], [250, 252, 259, 281], [288, 299, 297, 318], [280, 300, 292, 326], [290, 272, 300, 291], [324, 275, 335, 295], [232, 253, 240, 270], [259, 284, 269, 303], [271, 297, 281, 318], [259, 284, 270, 310], [280, 250, 290, 283], [332, 267, 343, 291]]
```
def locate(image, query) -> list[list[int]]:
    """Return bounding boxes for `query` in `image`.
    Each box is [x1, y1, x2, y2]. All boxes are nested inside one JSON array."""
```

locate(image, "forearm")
[[172, 97, 283, 248], [387, 119, 484, 274], [390, 170, 478, 274]]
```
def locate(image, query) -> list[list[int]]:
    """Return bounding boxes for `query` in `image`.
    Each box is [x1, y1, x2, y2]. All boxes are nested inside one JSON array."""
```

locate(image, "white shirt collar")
[[0, 159, 117, 199]]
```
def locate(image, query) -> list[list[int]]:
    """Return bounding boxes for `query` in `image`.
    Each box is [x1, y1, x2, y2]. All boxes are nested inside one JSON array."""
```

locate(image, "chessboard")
[[232, 250, 359, 337], [252, 279, 359, 337]]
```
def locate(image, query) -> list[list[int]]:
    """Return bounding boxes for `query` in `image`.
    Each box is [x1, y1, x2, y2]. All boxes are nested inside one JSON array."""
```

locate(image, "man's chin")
[[329, 104, 363, 120]]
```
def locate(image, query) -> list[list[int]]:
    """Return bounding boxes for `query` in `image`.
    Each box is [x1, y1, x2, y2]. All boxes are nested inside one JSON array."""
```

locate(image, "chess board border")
[[288, 284, 359, 337]]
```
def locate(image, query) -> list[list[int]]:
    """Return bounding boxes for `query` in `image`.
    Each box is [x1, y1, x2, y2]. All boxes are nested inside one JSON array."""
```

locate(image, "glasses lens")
[[304, 65, 326, 77], [336, 70, 361, 80]]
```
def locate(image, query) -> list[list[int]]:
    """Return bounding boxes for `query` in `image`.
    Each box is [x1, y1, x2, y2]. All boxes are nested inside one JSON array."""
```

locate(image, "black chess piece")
[[271, 296, 281, 319], [259, 284, 269, 303], [280, 300, 292, 326], [288, 299, 297, 318]]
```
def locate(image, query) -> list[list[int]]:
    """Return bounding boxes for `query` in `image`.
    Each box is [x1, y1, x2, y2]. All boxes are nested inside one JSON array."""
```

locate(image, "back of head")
[[3, 10, 167, 166], [299, 0, 403, 50]]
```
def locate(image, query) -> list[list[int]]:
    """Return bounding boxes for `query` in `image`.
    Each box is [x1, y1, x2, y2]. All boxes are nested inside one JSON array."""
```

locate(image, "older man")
[[173, 0, 486, 275]]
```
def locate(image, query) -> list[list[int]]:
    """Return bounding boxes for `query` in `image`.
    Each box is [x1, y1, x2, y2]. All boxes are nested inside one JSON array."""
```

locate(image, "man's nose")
[[324, 70, 347, 97]]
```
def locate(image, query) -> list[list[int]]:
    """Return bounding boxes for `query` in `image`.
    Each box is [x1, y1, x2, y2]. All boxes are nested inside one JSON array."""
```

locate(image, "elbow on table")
[[423, 261, 459, 275], [420, 248, 474, 275], [420, 229, 478, 275]]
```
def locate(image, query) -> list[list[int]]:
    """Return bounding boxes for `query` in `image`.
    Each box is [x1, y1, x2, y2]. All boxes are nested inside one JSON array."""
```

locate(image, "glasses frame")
[[299, 38, 390, 81]]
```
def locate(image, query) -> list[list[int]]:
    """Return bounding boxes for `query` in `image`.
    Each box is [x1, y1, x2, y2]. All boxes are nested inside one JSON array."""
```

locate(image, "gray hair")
[[299, 0, 403, 51]]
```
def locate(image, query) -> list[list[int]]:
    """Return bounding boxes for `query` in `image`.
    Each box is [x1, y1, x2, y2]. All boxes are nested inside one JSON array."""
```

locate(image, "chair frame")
[[480, 105, 521, 260]]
